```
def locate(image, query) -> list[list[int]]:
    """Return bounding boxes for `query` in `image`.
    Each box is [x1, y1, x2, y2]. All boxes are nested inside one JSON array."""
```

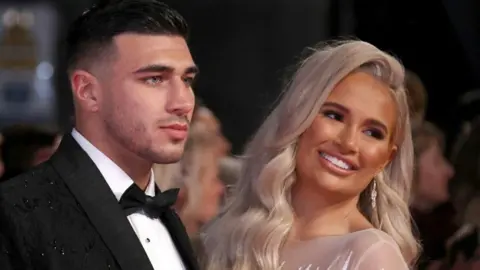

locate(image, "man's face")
[[97, 34, 197, 164]]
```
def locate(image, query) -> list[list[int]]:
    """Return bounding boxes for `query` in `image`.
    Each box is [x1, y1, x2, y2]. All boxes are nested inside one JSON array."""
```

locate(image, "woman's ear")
[[389, 145, 398, 162], [377, 145, 398, 174], [384, 145, 398, 169]]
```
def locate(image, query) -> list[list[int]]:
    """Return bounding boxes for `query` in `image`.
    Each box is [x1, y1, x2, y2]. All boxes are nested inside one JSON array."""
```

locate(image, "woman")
[[203, 40, 418, 269]]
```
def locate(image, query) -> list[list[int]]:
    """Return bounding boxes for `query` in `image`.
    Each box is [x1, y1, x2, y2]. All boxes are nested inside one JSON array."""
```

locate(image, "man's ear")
[[70, 70, 101, 112]]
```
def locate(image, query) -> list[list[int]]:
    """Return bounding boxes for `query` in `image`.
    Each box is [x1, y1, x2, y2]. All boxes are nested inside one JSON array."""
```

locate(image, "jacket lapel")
[[50, 134, 154, 270], [161, 209, 199, 270]]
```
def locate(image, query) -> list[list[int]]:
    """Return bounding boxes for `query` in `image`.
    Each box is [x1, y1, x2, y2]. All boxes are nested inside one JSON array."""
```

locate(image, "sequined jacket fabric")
[[0, 135, 199, 270]]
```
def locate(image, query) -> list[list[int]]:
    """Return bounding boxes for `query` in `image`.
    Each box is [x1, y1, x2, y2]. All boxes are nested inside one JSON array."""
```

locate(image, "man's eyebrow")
[[133, 64, 199, 75], [133, 64, 173, 74]]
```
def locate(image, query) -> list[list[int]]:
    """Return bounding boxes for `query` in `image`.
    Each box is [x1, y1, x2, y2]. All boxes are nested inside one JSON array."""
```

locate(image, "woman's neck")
[[290, 185, 365, 240]]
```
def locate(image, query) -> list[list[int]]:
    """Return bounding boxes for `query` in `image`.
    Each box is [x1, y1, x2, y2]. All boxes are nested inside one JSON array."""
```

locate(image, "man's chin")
[[150, 151, 184, 164]]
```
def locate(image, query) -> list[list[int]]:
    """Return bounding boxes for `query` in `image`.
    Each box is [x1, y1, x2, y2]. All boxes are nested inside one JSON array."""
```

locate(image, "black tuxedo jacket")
[[0, 135, 199, 270]]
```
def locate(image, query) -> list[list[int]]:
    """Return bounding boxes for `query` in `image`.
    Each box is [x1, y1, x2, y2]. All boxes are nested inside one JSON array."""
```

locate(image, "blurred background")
[[0, 0, 478, 154], [0, 0, 478, 268]]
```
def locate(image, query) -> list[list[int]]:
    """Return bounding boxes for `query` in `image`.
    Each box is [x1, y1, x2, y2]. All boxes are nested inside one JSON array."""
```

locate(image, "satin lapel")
[[49, 134, 154, 270], [161, 210, 199, 270]]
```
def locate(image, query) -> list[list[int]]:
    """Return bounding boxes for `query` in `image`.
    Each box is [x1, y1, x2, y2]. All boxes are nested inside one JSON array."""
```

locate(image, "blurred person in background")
[[412, 121, 480, 270], [449, 88, 480, 162], [218, 156, 242, 197], [154, 116, 225, 268], [0, 125, 60, 182], [204, 40, 417, 270], [449, 91, 480, 225], [440, 116, 480, 270], [451, 117, 480, 228], [155, 119, 225, 238], [154, 102, 229, 233], [404, 70, 428, 125], [410, 121, 457, 269], [155, 103, 235, 268], [192, 103, 231, 157], [192, 102, 240, 199]]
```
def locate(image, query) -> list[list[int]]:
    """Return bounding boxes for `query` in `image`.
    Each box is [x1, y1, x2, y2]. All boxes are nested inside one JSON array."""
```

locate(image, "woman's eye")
[[364, 129, 385, 140], [323, 110, 343, 121]]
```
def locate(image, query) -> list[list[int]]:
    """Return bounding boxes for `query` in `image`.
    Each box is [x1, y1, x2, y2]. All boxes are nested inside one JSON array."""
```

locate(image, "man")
[[0, 1, 199, 269]]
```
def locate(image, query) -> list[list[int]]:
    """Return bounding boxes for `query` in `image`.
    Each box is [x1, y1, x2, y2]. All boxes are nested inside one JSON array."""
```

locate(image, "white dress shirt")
[[71, 129, 185, 270]]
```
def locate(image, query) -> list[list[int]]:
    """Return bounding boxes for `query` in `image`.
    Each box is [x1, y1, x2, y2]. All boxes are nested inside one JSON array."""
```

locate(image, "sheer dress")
[[280, 228, 409, 270]]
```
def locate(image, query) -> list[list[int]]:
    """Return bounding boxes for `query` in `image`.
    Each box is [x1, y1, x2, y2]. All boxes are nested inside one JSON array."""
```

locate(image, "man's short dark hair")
[[66, 0, 189, 73]]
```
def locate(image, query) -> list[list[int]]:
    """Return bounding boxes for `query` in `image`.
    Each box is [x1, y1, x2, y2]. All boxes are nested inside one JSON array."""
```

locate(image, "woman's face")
[[295, 72, 398, 201], [417, 141, 454, 206]]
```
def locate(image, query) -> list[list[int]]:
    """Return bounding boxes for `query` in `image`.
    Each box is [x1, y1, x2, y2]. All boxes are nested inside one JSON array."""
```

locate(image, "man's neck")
[[75, 126, 152, 190]]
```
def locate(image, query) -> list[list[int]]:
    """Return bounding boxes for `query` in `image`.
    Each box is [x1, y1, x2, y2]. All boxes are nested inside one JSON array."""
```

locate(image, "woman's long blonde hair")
[[203, 40, 419, 270]]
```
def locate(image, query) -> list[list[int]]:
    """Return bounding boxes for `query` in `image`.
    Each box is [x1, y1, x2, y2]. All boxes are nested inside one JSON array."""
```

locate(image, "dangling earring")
[[371, 180, 377, 209]]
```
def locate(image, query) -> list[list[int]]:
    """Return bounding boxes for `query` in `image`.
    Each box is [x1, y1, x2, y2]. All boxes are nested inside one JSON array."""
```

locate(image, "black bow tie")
[[119, 183, 179, 218]]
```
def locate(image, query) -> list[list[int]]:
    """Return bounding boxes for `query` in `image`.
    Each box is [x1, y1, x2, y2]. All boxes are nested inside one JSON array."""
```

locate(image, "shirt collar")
[[71, 128, 156, 200]]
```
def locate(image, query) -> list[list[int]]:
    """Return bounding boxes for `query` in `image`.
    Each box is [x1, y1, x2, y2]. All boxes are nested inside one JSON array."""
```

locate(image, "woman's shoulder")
[[345, 228, 399, 250], [346, 229, 409, 269]]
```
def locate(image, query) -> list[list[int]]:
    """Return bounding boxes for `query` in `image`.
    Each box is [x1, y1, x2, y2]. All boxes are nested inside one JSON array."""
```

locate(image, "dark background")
[[8, 0, 480, 154]]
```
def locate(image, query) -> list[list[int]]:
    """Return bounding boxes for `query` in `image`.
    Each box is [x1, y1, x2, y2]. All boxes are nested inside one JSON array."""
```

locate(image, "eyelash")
[[142, 76, 195, 87], [322, 110, 386, 140], [323, 110, 343, 121], [143, 76, 164, 85], [364, 129, 385, 140], [183, 76, 195, 86]]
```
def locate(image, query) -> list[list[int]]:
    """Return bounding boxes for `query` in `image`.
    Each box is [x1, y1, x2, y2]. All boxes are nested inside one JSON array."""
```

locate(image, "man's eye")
[[183, 76, 195, 86], [143, 76, 164, 85]]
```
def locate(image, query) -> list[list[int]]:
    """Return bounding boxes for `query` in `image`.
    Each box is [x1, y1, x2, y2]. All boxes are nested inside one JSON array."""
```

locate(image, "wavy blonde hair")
[[203, 40, 419, 270]]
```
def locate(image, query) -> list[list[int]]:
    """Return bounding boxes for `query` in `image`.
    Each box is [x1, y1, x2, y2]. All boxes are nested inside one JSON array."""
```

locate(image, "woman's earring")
[[371, 180, 377, 209]]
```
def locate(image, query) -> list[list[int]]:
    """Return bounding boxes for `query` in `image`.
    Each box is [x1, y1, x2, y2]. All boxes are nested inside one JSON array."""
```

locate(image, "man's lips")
[[162, 123, 188, 131], [160, 123, 189, 140]]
